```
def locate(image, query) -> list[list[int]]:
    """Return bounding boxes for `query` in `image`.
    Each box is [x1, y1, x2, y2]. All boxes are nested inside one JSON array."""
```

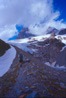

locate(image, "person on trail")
[[18, 53, 31, 67], [18, 53, 24, 67]]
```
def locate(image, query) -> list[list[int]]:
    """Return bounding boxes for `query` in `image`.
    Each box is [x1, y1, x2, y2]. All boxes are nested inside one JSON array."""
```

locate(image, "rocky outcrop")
[[46, 27, 59, 35], [38, 38, 65, 49], [55, 47, 66, 67], [35, 38, 65, 64], [59, 28, 66, 35], [0, 39, 10, 56], [17, 28, 35, 39]]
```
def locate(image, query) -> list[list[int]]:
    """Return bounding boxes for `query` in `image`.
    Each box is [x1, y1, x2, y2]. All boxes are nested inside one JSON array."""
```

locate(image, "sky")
[[0, 0, 66, 40], [53, 0, 66, 22]]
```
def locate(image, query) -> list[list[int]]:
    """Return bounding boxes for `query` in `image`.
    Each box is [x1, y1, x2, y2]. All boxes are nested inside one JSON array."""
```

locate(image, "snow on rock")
[[60, 39, 66, 45], [45, 62, 66, 69], [8, 38, 29, 43], [55, 48, 66, 68], [8, 34, 66, 45], [43, 43, 50, 47], [31, 49, 38, 52], [56, 35, 66, 44], [55, 65, 66, 69], [8, 34, 51, 54], [11, 42, 34, 54], [60, 45, 66, 52], [8, 34, 51, 43], [0, 46, 16, 77], [45, 61, 56, 67], [60, 82, 66, 88]]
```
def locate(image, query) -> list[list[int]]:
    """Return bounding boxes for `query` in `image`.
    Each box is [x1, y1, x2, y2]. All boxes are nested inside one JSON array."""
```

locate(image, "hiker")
[[18, 53, 30, 67], [18, 53, 24, 67]]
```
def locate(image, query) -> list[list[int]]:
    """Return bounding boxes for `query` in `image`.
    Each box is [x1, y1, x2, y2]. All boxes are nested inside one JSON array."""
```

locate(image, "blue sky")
[[0, 0, 66, 40], [53, 0, 66, 22]]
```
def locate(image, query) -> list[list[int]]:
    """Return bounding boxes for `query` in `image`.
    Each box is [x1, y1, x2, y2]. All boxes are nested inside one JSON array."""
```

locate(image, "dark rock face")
[[38, 38, 65, 49], [17, 28, 35, 39], [55, 48, 66, 67], [59, 29, 66, 35], [0, 39, 10, 56], [37, 38, 66, 67], [36, 38, 65, 63]]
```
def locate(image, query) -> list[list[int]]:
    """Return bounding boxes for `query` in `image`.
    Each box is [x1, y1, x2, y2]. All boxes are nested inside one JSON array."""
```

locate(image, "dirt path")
[[0, 46, 66, 98]]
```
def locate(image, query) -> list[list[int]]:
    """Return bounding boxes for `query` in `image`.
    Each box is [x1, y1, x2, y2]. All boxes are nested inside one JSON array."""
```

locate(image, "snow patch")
[[45, 61, 56, 67], [60, 45, 66, 52], [8, 34, 50, 43], [55, 65, 66, 69], [11, 43, 34, 55], [60, 82, 66, 88], [43, 43, 50, 47], [56, 35, 66, 44], [45, 61, 66, 69], [0, 46, 16, 77], [31, 49, 38, 52]]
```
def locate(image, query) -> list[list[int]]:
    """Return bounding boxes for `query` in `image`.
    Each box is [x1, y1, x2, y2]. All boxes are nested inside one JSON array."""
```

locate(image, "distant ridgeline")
[[0, 39, 10, 56], [9, 24, 35, 40], [8, 25, 66, 41]]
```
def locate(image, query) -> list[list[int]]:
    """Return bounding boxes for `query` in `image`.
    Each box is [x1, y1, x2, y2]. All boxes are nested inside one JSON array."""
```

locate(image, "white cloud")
[[0, 25, 17, 41], [0, 0, 66, 40]]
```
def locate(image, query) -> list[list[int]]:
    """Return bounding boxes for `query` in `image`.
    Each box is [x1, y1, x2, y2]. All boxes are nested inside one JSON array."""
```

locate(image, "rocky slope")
[[0, 37, 66, 98], [30, 38, 65, 64]]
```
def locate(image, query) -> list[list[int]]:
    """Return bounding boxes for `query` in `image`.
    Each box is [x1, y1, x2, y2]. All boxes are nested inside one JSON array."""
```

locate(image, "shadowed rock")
[[0, 39, 10, 56], [59, 28, 66, 35], [55, 48, 66, 67], [17, 28, 35, 39]]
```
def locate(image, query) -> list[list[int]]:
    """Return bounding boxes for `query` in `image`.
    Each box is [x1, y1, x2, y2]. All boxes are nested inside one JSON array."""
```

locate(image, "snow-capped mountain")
[[16, 26, 59, 40]]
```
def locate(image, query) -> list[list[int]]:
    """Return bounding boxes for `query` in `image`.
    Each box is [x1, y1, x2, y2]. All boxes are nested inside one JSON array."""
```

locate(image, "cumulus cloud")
[[0, 25, 17, 41], [0, 0, 66, 40]]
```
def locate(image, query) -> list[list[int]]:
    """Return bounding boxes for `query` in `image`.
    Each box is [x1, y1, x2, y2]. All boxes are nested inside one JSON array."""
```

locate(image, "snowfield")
[[45, 62, 66, 69], [56, 35, 66, 44], [8, 34, 66, 54], [8, 34, 66, 69], [0, 46, 16, 77], [9, 34, 66, 44], [8, 34, 51, 43], [8, 34, 51, 54]]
